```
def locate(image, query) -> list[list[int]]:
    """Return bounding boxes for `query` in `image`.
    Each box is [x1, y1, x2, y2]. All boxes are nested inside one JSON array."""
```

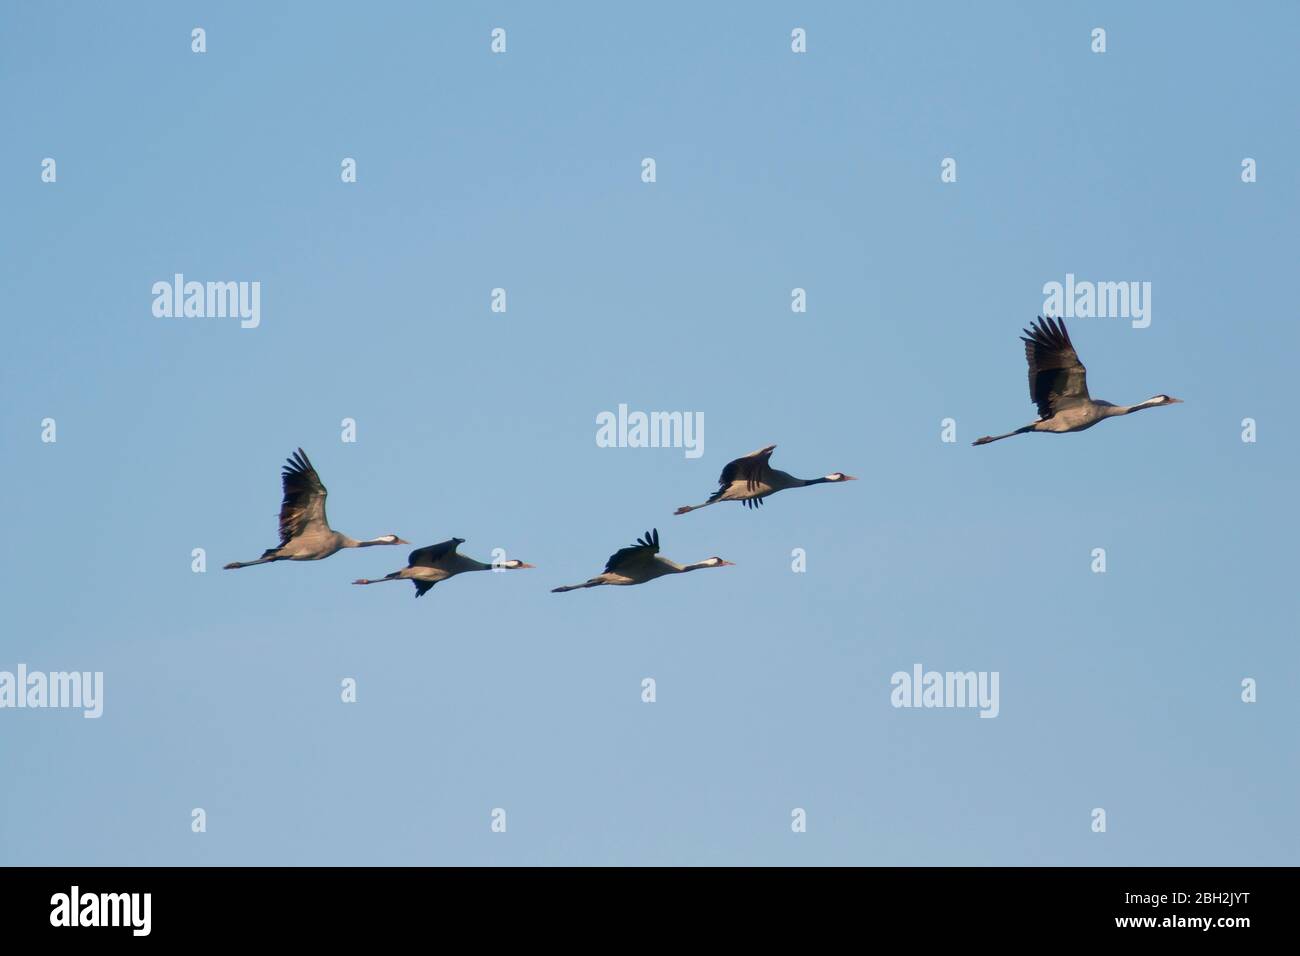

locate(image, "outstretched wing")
[[413, 580, 437, 598], [604, 528, 660, 574], [278, 448, 329, 544], [712, 444, 776, 499], [408, 538, 465, 568], [1021, 317, 1090, 419]]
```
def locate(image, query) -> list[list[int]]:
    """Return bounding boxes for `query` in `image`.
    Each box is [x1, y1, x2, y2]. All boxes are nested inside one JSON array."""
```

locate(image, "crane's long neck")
[[679, 560, 713, 572], [1110, 397, 1163, 416], [794, 473, 854, 486], [343, 536, 392, 548]]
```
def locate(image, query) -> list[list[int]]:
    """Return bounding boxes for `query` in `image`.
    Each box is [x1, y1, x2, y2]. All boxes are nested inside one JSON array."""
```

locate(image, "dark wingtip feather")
[[284, 448, 309, 475]]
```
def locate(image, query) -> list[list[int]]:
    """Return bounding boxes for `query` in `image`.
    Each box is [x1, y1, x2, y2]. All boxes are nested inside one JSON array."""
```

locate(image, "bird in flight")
[[551, 528, 732, 592], [674, 445, 855, 515], [973, 316, 1182, 446], [224, 448, 407, 569], [353, 538, 534, 597]]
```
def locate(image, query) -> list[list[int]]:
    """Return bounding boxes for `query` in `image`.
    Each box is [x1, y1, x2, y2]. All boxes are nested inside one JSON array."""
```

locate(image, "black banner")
[[0, 867, 1280, 941]]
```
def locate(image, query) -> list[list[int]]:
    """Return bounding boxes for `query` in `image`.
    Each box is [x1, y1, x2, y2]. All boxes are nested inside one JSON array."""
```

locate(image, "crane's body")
[[552, 529, 732, 592], [354, 538, 533, 597], [224, 449, 405, 569], [973, 317, 1181, 446], [674, 445, 855, 515], [596, 555, 690, 587]]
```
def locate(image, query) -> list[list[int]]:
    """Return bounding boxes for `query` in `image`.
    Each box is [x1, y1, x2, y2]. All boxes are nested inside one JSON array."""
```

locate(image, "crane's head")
[[378, 534, 409, 545], [499, 559, 535, 569], [1148, 394, 1183, 406], [824, 472, 857, 482], [703, 557, 735, 568]]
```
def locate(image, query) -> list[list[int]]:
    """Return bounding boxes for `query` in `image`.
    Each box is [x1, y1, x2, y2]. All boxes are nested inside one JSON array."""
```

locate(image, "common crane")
[[353, 538, 533, 597], [972, 316, 1181, 446], [224, 448, 406, 569], [551, 529, 732, 592], [674, 445, 855, 515]]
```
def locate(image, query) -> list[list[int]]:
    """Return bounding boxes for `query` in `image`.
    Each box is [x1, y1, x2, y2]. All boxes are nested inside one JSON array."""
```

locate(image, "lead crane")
[[973, 316, 1181, 446]]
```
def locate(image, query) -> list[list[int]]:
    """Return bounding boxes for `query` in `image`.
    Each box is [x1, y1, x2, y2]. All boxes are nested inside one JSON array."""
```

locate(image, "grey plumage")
[[224, 448, 407, 569], [674, 445, 856, 515], [973, 317, 1182, 446], [552, 528, 732, 592], [353, 537, 534, 598]]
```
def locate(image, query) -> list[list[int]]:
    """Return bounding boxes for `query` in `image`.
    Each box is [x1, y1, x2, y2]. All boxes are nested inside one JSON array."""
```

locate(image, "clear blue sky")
[[2, 2, 1296, 865]]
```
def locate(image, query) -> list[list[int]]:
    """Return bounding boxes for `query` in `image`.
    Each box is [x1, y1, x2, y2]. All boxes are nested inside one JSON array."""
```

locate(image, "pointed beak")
[[1168, 398, 1183, 404], [843, 474, 859, 481], [396, 538, 410, 545], [517, 562, 536, 569], [719, 560, 736, 566]]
